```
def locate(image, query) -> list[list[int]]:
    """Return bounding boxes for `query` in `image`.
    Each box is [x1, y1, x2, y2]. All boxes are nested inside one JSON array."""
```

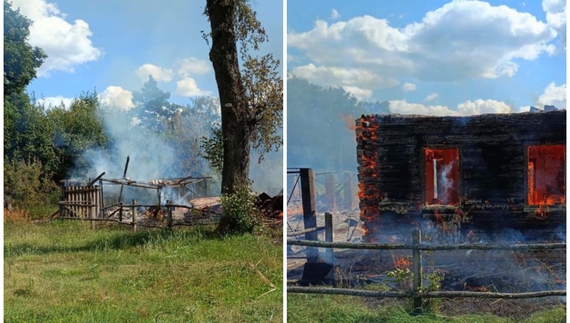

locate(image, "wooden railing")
[[287, 225, 566, 313]]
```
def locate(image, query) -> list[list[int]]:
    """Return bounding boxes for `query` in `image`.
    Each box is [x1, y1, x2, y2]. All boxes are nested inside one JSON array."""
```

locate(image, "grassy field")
[[288, 293, 566, 323], [4, 218, 283, 322]]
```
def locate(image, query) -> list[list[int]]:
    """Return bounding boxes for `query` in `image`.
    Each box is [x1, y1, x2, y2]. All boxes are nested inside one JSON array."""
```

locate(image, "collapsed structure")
[[355, 110, 566, 243]]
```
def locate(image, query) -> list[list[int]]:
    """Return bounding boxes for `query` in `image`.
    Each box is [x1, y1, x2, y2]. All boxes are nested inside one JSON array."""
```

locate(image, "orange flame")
[[394, 256, 412, 270], [527, 145, 565, 206], [356, 116, 381, 227]]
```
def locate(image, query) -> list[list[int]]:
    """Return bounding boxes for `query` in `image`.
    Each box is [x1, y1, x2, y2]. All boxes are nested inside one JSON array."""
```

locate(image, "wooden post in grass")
[[325, 212, 334, 264], [89, 198, 95, 229], [412, 229, 422, 314], [132, 199, 137, 232], [119, 202, 123, 222], [166, 200, 173, 229]]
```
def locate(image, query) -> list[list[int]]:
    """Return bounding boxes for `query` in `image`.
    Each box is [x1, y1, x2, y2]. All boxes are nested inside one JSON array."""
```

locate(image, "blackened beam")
[[101, 179, 158, 189], [88, 172, 106, 186]]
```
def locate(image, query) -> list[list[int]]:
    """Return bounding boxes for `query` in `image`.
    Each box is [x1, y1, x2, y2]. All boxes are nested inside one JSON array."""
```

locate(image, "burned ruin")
[[355, 110, 565, 247]]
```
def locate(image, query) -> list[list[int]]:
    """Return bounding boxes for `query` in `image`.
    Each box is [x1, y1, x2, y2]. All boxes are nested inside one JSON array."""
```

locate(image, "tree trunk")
[[206, 0, 251, 194]]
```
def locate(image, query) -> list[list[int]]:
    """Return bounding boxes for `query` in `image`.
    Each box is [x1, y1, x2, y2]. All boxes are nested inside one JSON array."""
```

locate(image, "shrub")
[[216, 183, 262, 235], [4, 159, 58, 213]]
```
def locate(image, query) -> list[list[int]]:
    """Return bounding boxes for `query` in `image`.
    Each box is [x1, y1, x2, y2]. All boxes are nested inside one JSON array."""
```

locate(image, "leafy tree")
[[4, 0, 47, 97], [130, 75, 173, 131], [204, 0, 282, 194], [163, 98, 221, 177], [5, 94, 59, 175], [47, 91, 108, 180], [4, 0, 50, 167]]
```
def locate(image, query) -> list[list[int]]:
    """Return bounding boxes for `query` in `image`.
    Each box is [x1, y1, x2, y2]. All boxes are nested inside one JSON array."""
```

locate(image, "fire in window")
[[527, 145, 565, 205], [424, 148, 460, 205]]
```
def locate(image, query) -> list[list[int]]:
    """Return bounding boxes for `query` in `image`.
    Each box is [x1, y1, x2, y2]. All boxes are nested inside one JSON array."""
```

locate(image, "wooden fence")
[[59, 185, 101, 220], [287, 216, 566, 313], [57, 182, 221, 230]]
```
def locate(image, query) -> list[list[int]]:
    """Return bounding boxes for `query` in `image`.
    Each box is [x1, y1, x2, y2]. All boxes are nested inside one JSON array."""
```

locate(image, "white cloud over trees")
[[11, 0, 103, 77]]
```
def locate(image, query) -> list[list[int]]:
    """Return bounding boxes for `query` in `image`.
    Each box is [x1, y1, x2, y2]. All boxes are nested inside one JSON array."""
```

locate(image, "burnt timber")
[[355, 110, 566, 240]]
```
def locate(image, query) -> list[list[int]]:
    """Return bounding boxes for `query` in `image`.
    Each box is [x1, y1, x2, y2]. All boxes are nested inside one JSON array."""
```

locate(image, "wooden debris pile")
[[256, 190, 283, 226]]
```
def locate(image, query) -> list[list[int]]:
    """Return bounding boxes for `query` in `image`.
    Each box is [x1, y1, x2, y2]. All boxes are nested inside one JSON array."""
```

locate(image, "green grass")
[[287, 294, 566, 323], [5, 220, 283, 322]]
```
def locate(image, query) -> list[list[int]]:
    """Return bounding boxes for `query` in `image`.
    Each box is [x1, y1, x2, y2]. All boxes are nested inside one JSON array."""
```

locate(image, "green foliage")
[[217, 182, 262, 235], [4, 0, 47, 97], [200, 123, 224, 174], [243, 53, 283, 163], [162, 97, 220, 176], [47, 91, 108, 179], [386, 267, 413, 290], [4, 159, 58, 210], [130, 75, 173, 131], [234, 0, 283, 163], [385, 264, 445, 314], [4, 93, 59, 175], [420, 269, 445, 313]]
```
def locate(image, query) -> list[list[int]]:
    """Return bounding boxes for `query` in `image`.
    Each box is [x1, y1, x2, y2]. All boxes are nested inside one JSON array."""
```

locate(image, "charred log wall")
[[356, 111, 566, 237]]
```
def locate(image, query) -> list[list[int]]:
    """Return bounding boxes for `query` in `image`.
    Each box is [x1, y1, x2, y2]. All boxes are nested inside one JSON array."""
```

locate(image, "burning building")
[[355, 110, 566, 244]]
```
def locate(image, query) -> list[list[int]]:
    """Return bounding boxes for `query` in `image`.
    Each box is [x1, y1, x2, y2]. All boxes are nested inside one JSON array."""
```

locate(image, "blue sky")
[[12, 0, 283, 109], [288, 0, 566, 115]]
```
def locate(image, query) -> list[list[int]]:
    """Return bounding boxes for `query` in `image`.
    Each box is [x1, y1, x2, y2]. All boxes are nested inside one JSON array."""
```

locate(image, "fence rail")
[[287, 222, 566, 313], [287, 239, 566, 251], [287, 286, 566, 299]]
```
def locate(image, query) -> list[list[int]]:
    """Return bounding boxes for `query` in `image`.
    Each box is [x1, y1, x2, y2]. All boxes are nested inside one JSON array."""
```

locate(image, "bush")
[[4, 159, 58, 212], [216, 183, 262, 235]]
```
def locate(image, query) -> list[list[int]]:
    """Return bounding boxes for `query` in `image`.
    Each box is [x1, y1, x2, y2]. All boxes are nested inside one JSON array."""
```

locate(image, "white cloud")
[[291, 63, 398, 89], [456, 99, 512, 115], [402, 82, 416, 92], [538, 82, 566, 109], [389, 99, 512, 116], [176, 57, 210, 77], [176, 77, 212, 97], [37, 95, 73, 108], [10, 0, 103, 77], [424, 93, 439, 102], [542, 0, 566, 51], [389, 100, 460, 116], [99, 86, 134, 110], [135, 64, 174, 83], [288, 1, 558, 87], [330, 8, 340, 20], [342, 86, 372, 101]]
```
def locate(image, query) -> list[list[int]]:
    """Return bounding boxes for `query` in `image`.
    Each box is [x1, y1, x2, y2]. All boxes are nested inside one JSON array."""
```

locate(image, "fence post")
[[119, 202, 123, 222], [325, 212, 334, 264], [300, 168, 318, 261], [167, 200, 173, 229], [412, 229, 422, 314], [90, 198, 95, 229], [132, 199, 137, 232]]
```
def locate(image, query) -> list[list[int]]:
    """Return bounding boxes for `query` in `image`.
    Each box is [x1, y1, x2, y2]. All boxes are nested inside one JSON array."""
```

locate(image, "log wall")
[[355, 111, 566, 239]]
